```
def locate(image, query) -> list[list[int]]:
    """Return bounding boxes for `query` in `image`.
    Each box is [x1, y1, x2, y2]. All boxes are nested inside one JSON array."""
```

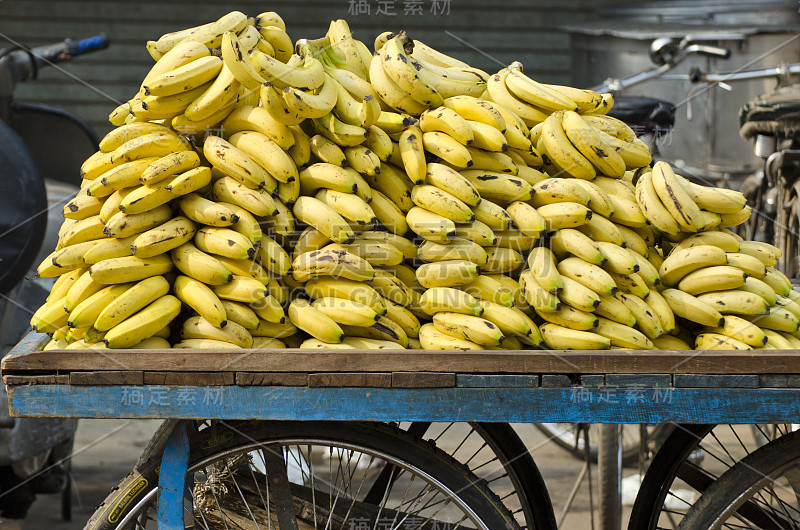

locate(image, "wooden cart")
[[5, 331, 800, 528]]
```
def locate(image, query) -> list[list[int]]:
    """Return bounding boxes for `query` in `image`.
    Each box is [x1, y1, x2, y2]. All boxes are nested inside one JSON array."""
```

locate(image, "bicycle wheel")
[[403, 422, 556, 529], [629, 423, 797, 529], [87, 420, 522, 530], [534, 423, 672, 466], [678, 429, 800, 529]]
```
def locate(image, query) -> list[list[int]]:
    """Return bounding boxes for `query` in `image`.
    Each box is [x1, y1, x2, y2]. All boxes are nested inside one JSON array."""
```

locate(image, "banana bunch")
[[33, 10, 800, 354], [112, 11, 297, 137], [485, 62, 610, 126], [372, 31, 488, 113], [654, 230, 800, 350], [635, 162, 750, 235]]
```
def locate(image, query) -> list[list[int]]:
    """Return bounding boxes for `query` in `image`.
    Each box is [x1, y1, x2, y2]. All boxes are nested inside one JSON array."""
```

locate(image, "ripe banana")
[[368, 189, 408, 235], [595, 316, 654, 349], [311, 297, 380, 327], [416, 260, 481, 288], [432, 312, 504, 347], [181, 315, 253, 348], [228, 130, 299, 184], [293, 196, 355, 244], [174, 274, 227, 328], [695, 333, 752, 351], [131, 216, 197, 258], [462, 275, 515, 307], [537, 202, 592, 230], [677, 265, 747, 295], [171, 242, 233, 285], [540, 323, 610, 350], [651, 162, 704, 232], [661, 288, 725, 328], [419, 323, 484, 350], [304, 277, 386, 316], [419, 107, 474, 146], [411, 185, 474, 223], [557, 256, 617, 297], [558, 275, 601, 312], [562, 111, 625, 177], [518, 270, 561, 312], [406, 206, 456, 243], [222, 105, 295, 151], [93, 275, 170, 332], [204, 135, 275, 191], [89, 254, 173, 284], [418, 238, 488, 265], [551, 229, 607, 266], [292, 248, 374, 282], [481, 301, 540, 343], [104, 294, 182, 348], [443, 96, 505, 131], [315, 188, 377, 226], [677, 175, 747, 214], [459, 170, 532, 203], [659, 245, 728, 287], [419, 287, 484, 316]]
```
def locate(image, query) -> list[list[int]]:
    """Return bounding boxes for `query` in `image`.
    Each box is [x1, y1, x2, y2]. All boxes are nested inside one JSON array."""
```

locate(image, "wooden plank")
[[8, 346, 800, 375], [761, 374, 788, 388], [70, 371, 144, 386], [456, 374, 539, 388], [236, 373, 308, 386], [580, 375, 605, 387], [541, 374, 573, 387], [308, 373, 391, 388], [9, 385, 800, 424], [3, 374, 59, 385], [605, 374, 672, 388], [143, 372, 234, 386], [392, 372, 455, 388], [674, 374, 760, 389]]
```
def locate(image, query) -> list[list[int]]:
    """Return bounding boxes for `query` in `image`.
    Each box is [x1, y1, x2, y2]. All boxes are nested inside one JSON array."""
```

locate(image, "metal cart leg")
[[157, 420, 189, 529], [598, 424, 622, 530]]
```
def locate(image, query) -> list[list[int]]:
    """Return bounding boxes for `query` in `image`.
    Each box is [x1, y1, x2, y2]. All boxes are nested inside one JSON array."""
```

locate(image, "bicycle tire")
[[407, 422, 555, 529], [472, 422, 557, 530], [628, 423, 796, 530], [628, 424, 714, 530], [678, 429, 800, 529], [86, 420, 522, 530]]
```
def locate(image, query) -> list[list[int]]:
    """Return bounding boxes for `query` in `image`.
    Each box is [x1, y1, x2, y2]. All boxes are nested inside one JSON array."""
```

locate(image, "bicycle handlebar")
[[684, 43, 731, 60], [592, 37, 731, 93], [0, 34, 109, 89]]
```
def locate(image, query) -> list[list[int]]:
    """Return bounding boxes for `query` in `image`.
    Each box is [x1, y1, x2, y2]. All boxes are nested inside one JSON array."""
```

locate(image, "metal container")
[[565, 0, 800, 186]]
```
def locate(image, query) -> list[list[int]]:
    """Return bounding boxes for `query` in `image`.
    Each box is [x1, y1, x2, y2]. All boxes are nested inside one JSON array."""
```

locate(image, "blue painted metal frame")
[[7, 384, 800, 424], [158, 421, 188, 529]]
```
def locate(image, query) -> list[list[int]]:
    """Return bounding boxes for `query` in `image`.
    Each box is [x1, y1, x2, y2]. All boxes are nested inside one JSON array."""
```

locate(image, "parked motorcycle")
[[0, 34, 107, 519]]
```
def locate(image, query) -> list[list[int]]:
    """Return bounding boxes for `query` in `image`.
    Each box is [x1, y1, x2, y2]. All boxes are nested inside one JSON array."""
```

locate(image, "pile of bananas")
[[28, 10, 800, 352]]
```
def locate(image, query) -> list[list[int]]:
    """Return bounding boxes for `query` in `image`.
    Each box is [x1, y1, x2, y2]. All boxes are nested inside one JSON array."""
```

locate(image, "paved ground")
[[6, 420, 633, 529]]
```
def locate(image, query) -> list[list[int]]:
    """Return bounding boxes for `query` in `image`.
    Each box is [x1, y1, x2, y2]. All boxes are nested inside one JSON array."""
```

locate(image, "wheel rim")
[[635, 424, 797, 529], [117, 436, 503, 529]]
